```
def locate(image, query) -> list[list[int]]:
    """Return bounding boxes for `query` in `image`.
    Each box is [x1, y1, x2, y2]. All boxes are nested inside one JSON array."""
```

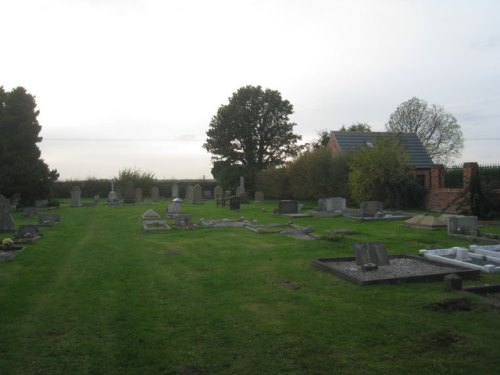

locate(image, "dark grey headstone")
[[229, 196, 241, 210], [71, 186, 81, 207], [123, 182, 136, 204], [0, 212, 16, 232], [354, 242, 390, 266], [444, 273, 462, 291], [151, 186, 160, 202], [278, 200, 298, 214]]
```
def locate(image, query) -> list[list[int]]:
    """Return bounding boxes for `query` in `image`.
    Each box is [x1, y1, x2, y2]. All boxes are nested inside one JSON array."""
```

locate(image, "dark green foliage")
[[210, 161, 246, 193], [255, 166, 290, 199], [204, 85, 302, 190], [0, 86, 58, 204], [349, 138, 426, 208], [115, 167, 156, 191]]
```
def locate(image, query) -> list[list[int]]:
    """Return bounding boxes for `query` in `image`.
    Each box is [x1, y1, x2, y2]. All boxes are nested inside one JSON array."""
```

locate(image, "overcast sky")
[[2, 0, 499, 180]]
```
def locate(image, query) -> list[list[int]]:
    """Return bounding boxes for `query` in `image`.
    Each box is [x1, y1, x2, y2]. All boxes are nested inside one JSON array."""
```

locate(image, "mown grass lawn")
[[1, 201, 499, 375]]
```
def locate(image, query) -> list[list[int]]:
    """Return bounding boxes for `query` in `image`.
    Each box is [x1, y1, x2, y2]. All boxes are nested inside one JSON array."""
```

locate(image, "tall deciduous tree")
[[0, 86, 59, 204], [203, 85, 302, 189], [386, 97, 463, 164], [340, 122, 372, 132]]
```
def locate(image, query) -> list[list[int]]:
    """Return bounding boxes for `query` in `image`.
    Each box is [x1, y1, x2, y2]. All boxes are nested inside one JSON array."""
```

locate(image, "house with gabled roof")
[[327, 131, 434, 188]]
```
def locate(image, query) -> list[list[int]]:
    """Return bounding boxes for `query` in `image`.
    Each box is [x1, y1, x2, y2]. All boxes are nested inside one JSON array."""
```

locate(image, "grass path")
[[1, 203, 500, 374]]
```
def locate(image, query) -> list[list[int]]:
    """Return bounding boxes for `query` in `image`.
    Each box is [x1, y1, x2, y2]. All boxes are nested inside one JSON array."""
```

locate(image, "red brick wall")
[[425, 163, 478, 213]]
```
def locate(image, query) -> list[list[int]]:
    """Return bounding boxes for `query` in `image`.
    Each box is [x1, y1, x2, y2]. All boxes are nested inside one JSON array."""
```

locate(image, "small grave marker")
[[354, 242, 390, 267]]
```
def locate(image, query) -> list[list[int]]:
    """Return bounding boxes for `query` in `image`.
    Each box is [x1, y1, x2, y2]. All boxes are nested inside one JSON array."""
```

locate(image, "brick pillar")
[[430, 165, 445, 190], [463, 162, 478, 192]]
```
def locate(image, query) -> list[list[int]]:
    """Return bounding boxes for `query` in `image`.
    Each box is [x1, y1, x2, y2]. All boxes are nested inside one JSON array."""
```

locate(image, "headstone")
[[255, 191, 264, 203], [14, 225, 42, 242], [108, 181, 119, 204], [135, 188, 143, 203], [71, 186, 81, 207], [171, 183, 179, 199], [360, 201, 383, 217], [142, 209, 160, 220], [238, 176, 245, 194], [123, 181, 136, 204], [0, 196, 16, 232], [354, 242, 390, 266], [318, 198, 326, 211], [239, 192, 249, 204], [278, 200, 298, 214], [185, 185, 194, 202], [151, 186, 160, 202], [35, 199, 48, 208], [93, 195, 100, 204], [193, 184, 203, 204], [444, 274, 462, 291], [214, 186, 223, 200], [229, 196, 240, 210], [448, 216, 479, 237], [224, 190, 231, 199], [203, 190, 212, 200], [172, 214, 193, 227], [325, 197, 346, 212], [167, 201, 182, 214], [22, 207, 38, 217], [38, 214, 60, 226]]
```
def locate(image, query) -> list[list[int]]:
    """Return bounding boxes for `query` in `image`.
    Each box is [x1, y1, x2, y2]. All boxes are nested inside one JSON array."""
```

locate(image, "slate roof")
[[331, 131, 434, 168]]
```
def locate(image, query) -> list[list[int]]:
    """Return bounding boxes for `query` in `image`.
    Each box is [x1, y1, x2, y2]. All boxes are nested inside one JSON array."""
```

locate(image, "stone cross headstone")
[[151, 186, 160, 202], [255, 191, 264, 203], [135, 188, 143, 203], [214, 186, 223, 200], [448, 216, 479, 237], [185, 185, 194, 202], [107, 181, 118, 204], [171, 183, 179, 199], [278, 200, 298, 214], [123, 182, 136, 204], [0, 195, 16, 232], [354, 242, 390, 266], [360, 201, 383, 217], [193, 184, 203, 204], [71, 186, 81, 207]]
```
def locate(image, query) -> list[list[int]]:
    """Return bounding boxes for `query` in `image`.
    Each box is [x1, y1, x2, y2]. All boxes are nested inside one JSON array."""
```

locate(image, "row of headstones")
[[71, 184, 267, 207]]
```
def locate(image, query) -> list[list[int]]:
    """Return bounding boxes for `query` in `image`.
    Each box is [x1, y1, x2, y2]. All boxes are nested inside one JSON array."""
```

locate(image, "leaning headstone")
[[278, 200, 298, 214], [135, 188, 143, 203], [151, 186, 160, 202], [71, 186, 81, 207], [171, 183, 179, 199], [448, 216, 479, 237], [214, 186, 223, 200], [185, 185, 194, 202], [0, 196, 16, 232], [193, 184, 203, 204], [123, 182, 136, 204], [360, 201, 383, 217], [354, 242, 390, 266], [255, 191, 264, 203]]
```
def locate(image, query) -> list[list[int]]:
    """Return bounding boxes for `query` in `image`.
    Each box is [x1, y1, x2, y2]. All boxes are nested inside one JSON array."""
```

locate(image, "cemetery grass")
[[0, 202, 499, 375]]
